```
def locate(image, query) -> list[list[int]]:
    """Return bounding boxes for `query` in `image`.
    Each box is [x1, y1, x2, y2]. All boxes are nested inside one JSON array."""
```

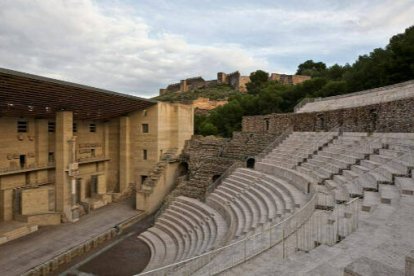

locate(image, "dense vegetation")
[[153, 84, 238, 102], [196, 25, 414, 137]]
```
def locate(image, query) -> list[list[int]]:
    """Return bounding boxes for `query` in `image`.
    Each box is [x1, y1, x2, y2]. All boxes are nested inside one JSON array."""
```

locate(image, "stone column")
[[55, 111, 74, 221], [35, 119, 49, 184], [68, 137, 77, 207], [102, 122, 110, 192], [119, 116, 130, 193]]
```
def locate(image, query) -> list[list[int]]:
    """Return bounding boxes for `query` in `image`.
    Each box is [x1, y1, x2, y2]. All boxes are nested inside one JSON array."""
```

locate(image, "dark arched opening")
[[246, 158, 255, 169], [317, 113, 325, 131], [264, 118, 270, 131], [178, 162, 189, 177], [369, 108, 378, 132], [212, 174, 221, 182]]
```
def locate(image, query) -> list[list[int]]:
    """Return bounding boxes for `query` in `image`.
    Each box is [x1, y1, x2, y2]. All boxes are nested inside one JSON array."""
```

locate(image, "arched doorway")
[[246, 158, 255, 169], [212, 174, 221, 182], [177, 162, 189, 180]]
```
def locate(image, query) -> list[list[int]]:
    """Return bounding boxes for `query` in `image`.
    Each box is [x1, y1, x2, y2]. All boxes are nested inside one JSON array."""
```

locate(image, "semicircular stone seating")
[[136, 131, 344, 272], [137, 130, 414, 274]]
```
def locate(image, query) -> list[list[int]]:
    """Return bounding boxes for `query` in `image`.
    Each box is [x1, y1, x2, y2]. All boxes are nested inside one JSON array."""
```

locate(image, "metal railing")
[[137, 193, 318, 276], [138, 193, 360, 276]]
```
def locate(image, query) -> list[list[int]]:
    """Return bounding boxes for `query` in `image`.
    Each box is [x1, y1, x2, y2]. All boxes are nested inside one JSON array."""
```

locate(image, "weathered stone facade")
[[243, 97, 414, 134], [269, 73, 311, 85], [165, 132, 277, 202], [0, 68, 193, 235]]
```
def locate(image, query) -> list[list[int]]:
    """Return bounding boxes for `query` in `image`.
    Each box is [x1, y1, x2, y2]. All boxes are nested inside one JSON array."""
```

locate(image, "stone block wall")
[[243, 97, 414, 134], [166, 131, 278, 201], [21, 187, 50, 215]]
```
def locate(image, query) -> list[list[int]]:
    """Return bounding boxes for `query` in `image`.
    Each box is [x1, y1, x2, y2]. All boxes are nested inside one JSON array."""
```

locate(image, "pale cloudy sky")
[[0, 0, 413, 97]]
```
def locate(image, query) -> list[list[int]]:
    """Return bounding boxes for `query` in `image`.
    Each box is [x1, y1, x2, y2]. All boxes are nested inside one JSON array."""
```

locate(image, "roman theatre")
[[1, 68, 414, 276]]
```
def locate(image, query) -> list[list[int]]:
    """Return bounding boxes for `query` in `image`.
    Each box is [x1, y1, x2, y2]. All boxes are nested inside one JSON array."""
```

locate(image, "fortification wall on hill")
[[243, 96, 414, 134], [270, 73, 311, 85], [159, 71, 310, 95]]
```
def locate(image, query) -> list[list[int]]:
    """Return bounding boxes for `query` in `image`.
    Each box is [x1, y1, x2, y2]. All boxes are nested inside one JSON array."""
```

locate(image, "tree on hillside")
[[246, 70, 269, 95], [193, 25, 414, 138], [386, 25, 414, 83], [296, 60, 327, 77]]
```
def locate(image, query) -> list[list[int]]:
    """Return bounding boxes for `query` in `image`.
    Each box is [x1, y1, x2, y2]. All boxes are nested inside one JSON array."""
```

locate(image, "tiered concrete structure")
[[0, 68, 193, 245], [136, 79, 414, 276]]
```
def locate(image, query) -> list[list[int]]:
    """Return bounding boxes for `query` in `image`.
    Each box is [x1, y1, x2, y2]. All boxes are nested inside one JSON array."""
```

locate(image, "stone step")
[[395, 177, 414, 195], [344, 256, 404, 276], [160, 213, 198, 259], [223, 180, 271, 223], [174, 196, 224, 250], [208, 192, 244, 239], [204, 195, 237, 244], [361, 191, 380, 212], [148, 227, 178, 266], [236, 168, 296, 214], [167, 206, 208, 255], [217, 185, 258, 231], [155, 219, 187, 262], [379, 184, 400, 205], [138, 231, 164, 271]]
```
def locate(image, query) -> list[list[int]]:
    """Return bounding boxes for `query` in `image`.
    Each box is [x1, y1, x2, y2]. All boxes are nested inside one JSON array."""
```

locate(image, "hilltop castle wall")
[[159, 71, 310, 95]]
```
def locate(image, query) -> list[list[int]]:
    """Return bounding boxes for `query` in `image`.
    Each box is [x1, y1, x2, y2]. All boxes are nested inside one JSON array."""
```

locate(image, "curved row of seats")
[[138, 196, 227, 271], [206, 168, 307, 240], [138, 165, 311, 272], [138, 131, 414, 274]]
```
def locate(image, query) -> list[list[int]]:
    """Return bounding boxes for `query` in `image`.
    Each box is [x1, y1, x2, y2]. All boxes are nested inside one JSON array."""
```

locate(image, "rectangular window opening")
[[17, 120, 28, 133], [48, 152, 55, 163], [143, 149, 148, 160], [89, 123, 96, 133], [48, 122, 55, 133], [19, 155, 26, 168], [142, 123, 149, 133]]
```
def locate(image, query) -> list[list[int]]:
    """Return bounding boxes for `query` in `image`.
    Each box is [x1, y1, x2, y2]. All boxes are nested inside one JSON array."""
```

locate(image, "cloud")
[[0, 0, 266, 97], [0, 0, 412, 97]]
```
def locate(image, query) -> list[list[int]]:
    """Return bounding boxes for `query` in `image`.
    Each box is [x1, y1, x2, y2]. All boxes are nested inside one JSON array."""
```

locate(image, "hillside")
[[153, 84, 239, 103]]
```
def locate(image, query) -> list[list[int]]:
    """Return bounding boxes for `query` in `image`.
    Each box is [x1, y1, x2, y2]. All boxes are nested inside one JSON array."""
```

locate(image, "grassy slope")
[[153, 84, 239, 103]]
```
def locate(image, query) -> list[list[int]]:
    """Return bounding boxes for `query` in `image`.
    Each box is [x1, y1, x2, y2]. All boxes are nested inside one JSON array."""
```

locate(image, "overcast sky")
[[0, 0, 413, 97]]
